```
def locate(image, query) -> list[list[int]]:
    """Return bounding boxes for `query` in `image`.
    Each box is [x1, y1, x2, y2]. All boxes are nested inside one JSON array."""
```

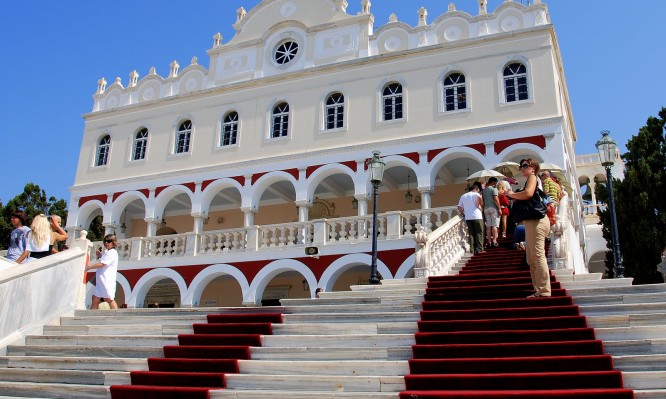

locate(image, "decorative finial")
[[448, 3, 456, 12], [114, 77, 122, 86], [236, 7, 247, 23], [169, 60, 180, 78], [129, 70, 139, 88], [388, 13, 397, 22], [149, 66, 156, 75], [213, 32, 222, 47], [96, 77, 107, 95], [191, 56, 198, 65], [361, 0, 371, 15], [418, 7, 428, 26], [478, 0, 487, 15]]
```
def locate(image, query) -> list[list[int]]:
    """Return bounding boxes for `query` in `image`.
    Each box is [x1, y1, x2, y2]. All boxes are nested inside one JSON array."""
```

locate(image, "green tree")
[[597, 107, 666, 284], [0, 183, 68, 250]]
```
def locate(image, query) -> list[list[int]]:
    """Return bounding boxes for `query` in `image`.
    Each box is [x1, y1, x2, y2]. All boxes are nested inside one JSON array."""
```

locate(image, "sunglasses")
[[519, 164, 530, 169], [104, 240, 113, 243]]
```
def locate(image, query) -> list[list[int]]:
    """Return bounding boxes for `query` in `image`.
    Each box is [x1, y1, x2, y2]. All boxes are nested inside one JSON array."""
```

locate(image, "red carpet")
[[400, 238, 634, 399], [110, 312, 282, 399]]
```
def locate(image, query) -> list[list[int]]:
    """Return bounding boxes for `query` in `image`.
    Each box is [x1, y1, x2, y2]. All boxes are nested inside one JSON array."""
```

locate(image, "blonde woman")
[[16, 214, 52, 263], [507, 158, 551, 298], [85, 234, 119, 309], [497, 180, 512, 238]]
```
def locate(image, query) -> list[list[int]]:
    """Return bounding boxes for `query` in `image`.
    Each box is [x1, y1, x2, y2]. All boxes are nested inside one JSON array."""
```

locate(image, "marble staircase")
[[0, 268, 665, 398]]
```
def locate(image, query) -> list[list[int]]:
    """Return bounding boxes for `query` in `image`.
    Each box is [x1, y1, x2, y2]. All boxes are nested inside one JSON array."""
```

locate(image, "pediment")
[[228, 0, 352, 45]]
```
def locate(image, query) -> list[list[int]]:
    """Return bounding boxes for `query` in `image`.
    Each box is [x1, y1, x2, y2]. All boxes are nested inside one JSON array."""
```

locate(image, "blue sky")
[[0, 0, 664, 205]]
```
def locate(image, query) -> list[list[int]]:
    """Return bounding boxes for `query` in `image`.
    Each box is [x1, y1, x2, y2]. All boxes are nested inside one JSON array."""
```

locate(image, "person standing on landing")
[[15, 215, 52, 263], [507, 158, 551, 298], [6, 211, 30, 262], [86, 234, 119, 309], [497, 180, 512, 238], [458, 182, 485, 254], [482, 177, 501, 247]]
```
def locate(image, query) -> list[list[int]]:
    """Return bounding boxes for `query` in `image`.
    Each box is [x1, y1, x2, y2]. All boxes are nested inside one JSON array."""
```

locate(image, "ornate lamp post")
[[367, 150, 385, 284], [595, 130, 624, 278]]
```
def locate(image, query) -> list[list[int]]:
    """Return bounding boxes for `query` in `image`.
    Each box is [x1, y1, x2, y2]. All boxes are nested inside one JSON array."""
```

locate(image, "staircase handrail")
[[550, 192, 570, 270], [414, 212, 467, 277]]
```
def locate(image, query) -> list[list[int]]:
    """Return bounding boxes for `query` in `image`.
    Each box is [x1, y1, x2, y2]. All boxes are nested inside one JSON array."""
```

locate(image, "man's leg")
[[473, 219, 484, 253]]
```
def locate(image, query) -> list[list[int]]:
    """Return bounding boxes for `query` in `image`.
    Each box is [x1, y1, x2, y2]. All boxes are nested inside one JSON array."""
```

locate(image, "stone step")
[[580, 303, 666, 316], [6, 345, 165, 358], [24, 335, 178, 348], [614, 354, 666, 371], [209, 390, 398, 399], [595, 326, 666, 342], [567, 283, 666, 297], [0, 368, 107, 386], [0, 381, 107, 399], [624, 371, 666, 390], [586, 313, 666, 328], [560, 278, 635, 290], [223, 374, 404, 392], [604, 338, 666, 356], [237, 360, 409, 376], [281, 296, 422, 306], [634, 389, 666, 398], [263, 334, 415, 348], [1, 356, 147, 372], [284, 313, 419, 324], [60, 315, 207, 326], [281, 304, 421, 314], [249, 347, 412, 361], [72, 307, 284, 318], [574, 293, 666, 306]]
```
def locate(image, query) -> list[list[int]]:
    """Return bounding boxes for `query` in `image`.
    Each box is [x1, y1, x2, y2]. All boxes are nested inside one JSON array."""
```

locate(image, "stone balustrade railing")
[[413, 211, 467, 278], [91, 206, 459, 262]]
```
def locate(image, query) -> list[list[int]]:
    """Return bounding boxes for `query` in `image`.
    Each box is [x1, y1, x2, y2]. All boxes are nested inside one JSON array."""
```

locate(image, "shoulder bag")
[[511, 187, 548, 223]]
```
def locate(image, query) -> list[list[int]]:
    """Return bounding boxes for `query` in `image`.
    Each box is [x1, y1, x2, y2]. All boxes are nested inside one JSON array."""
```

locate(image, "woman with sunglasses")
[[507, 158, 551, 298], [85, 234, 119, 309]]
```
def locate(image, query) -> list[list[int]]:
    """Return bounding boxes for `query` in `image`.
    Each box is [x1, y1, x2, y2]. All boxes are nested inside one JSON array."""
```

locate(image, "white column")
[[295, 200, 311, 222], [145, 218, 160, 237], [589, 182, 597, 215], [356, 195, 369, 239], [242, 207, 256, 227], [419, 189, 433, 230], [192, 213, 206, 234]]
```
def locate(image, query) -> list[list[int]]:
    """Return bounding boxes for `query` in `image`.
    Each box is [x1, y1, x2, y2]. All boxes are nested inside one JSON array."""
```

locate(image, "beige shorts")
[[484, 207, 500, 228]]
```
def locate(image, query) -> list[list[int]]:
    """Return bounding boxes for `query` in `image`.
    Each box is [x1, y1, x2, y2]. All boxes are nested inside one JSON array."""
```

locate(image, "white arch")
[[153, 185, 194, 219], [110, 191, 148, 225], [496, 143, 544, 163], [74, 200, 106, 229], [246, 259, 317, 303], [249, 171, 298, 209], [428, 147, 486, 185], [126, 268, 188, 308], [394, 253, 416, 279], [318, 253, 392, 292], [200, 178, 245, 214], [305, 164, 356, 201], [183, 264, 250, 307]]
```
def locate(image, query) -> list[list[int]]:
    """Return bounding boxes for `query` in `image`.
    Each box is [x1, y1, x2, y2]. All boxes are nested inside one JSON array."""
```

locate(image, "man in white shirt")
[[458, 182, 485, 254]]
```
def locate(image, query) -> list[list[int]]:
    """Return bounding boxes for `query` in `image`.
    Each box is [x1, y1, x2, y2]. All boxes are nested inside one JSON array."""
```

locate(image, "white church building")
[[65, 0, 590, 308]]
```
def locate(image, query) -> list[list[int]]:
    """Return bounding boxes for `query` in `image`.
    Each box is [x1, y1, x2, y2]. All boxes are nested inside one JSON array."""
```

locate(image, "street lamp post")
[[595, 130, 624, 278], [367, 150, 385, 285]]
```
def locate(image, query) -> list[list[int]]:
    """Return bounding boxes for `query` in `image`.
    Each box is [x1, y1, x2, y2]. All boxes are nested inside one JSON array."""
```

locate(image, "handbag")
[[511, 187, 548, 223]]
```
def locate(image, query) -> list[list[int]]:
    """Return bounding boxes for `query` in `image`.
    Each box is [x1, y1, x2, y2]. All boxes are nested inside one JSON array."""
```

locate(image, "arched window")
[[221, 112, 239, 146], [175, 120, 192, 153], [325, 93, 344, 130], [382, 83, 403, 121], [443, 73, 467, 111], [503, 62, 529, 102], [95, 135, 110, 166], [271, 102, 289, 138], [133, 128, 148, 160]]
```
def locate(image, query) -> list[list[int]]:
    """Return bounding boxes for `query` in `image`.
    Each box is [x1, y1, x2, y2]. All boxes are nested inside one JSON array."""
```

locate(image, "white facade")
[[67, 0, 587, 307]]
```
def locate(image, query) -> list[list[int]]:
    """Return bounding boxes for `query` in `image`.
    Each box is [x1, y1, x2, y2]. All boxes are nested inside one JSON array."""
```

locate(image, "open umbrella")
[[466, 169, 505, 182], [540, 162, 564, 171], [492, 161, 520, 177]]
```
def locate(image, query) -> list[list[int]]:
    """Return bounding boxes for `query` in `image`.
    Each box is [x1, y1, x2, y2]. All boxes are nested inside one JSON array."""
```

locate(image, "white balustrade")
[[198, 229, 247, 254], [141, 233, 188, 258], [258, 221, 313, 249], [414, 213, 467, 278], [401, 206, 458, 235]]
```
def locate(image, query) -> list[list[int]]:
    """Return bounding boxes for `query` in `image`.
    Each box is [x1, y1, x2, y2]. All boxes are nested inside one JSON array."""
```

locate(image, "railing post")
[[245, 226, 259, 251], [385, 211, 402, 239], [311, 218, 328, 246], [185, 232, 198, 256], [130, 238, 143, 261]]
